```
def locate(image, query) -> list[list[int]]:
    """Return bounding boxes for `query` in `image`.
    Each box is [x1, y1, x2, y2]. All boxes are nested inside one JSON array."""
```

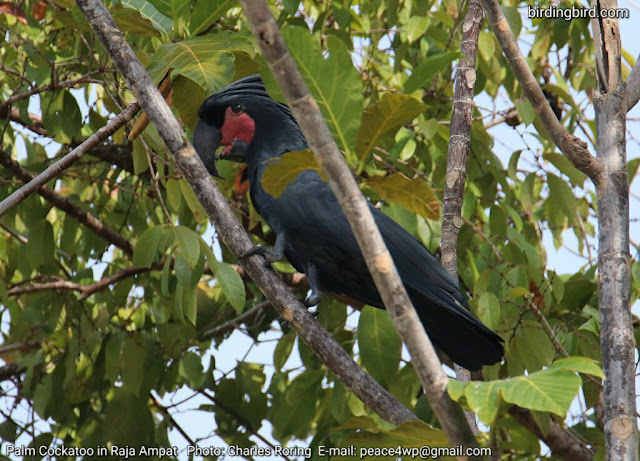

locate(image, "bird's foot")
[[297, 297, 319, 318], [238, 245, 282, 263], [303, 290, 322, 309]]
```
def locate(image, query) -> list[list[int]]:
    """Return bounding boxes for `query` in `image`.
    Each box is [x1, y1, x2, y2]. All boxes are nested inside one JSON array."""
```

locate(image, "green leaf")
[[211, 261, 245, 312], [548, 356, 604, 378], [42, 91, 82, 143], [628, 158, 640, 188], [543, 153, 587, 187], [179, 178, 208, 224], [465, 380, 502, 424], [122, 336, 146, 396], [177, 281, 198, 324], [165, 178, 182, 212], [273, 330, 296, 370], [172, 76, 207, 131], [356, 93, 426, 166], [509, 287, 530, 298], [478, 31, 495, 62], [500, 5, 522, 37], [263, 27, 362, 159], [189, 0, 237, 36], [147, 0, 188, 20], [179, 351, 204, 388], [148, 32, 255, 93], [174, 254, 194, 286], [403, 53, 459, 94], [547, 173, 577, 224], [173, 225, 200, 267], [261, 150, 326, 198], [132, 139, 149, 175], [501, 368, 581, 416], [343, 420, 448, 449], [477, 292, 500, 330], [489, 205, 507, 237], [366, 173, 440, 221], [357, 306, 401, 387], [271, 370, 324, 440], [515, 99, 535, 126], [407, 16, 429, 43], [120, 0, 172, 33], [133, 226, 168, 267], [447, 379, 466, 401]]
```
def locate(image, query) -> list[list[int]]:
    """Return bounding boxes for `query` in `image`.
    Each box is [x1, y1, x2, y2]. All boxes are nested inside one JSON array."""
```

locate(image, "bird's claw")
[[303, 291, 322, 308], [238, 245, 281, 263]]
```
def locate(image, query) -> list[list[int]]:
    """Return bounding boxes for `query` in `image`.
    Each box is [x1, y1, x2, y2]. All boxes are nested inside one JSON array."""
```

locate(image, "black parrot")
[[193, 74, 504, 371]]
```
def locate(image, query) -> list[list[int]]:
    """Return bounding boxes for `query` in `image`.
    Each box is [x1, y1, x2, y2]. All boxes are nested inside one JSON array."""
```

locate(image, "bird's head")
[[193, 74, 303, 177]]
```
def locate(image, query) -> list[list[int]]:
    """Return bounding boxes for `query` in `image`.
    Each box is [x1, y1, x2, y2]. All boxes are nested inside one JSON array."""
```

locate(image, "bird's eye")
[[231, 103, 244, 114]]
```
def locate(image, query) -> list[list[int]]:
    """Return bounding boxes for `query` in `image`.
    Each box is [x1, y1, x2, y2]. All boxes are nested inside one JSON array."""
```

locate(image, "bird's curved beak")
[[193, 118, 223, 178]]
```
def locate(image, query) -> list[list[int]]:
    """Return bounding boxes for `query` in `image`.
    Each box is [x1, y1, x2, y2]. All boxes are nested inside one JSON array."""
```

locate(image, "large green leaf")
[[501, 368, 581, 416], [449, 357, 598, 421], [260, 150, 326, 198], [366, 173, 440, 220], [263, 27, 362, 160], [120, 0, 172, 33], [148, 32, 255, 92], [189, 0, 237, 36], [464, 380, 502, 425], [356, 93, 426, 168], [147, 0, 188, 20], [357, 307, 401, 387]]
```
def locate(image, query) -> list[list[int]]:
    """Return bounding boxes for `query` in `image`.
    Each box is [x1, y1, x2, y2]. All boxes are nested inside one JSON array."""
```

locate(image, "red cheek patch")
[[220, 107, 255, 149]]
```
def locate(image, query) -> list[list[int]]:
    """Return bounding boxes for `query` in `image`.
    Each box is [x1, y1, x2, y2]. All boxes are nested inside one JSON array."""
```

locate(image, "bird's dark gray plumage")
[[194, 74, 504, 371]]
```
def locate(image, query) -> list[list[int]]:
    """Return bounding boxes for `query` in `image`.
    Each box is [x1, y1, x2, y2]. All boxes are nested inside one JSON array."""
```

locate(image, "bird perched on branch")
[[193, 74, 504, 371]]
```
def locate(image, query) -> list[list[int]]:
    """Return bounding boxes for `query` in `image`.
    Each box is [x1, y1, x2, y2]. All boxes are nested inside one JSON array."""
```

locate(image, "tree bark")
[[74, 0, 416, 427], [441, 0, 484, 434], [592, 0, 638, 458], [240, 0, 480, 453]]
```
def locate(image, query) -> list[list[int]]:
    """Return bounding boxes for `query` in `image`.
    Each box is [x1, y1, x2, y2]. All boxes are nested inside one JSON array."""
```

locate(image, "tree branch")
[[75, 0, 416, 426], [626, 53, 640, 111], [591, 1, 637, 459], [0, 101, 140, 218], [479, 0, 604, 188], [441, 0, 484, 434], [240, 0, 478, 451], [0, 150, 134, 256], [199, 300, 270, 341], [509, 406, 596, 460]]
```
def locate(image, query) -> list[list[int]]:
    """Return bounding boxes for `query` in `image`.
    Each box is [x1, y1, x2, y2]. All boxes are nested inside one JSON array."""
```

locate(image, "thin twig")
[[0, 101, 140, 218]]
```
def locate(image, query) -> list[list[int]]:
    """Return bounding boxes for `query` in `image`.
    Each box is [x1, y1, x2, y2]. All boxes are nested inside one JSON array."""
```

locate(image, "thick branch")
[[592, 1, 637, 459], [240, 0, 478, 451], [441, 0, 484, 433], [480, 0, 604, 187], [0, 150, 134, 256], [0, 101, 140, 218], [75, 0, 416, 426]]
